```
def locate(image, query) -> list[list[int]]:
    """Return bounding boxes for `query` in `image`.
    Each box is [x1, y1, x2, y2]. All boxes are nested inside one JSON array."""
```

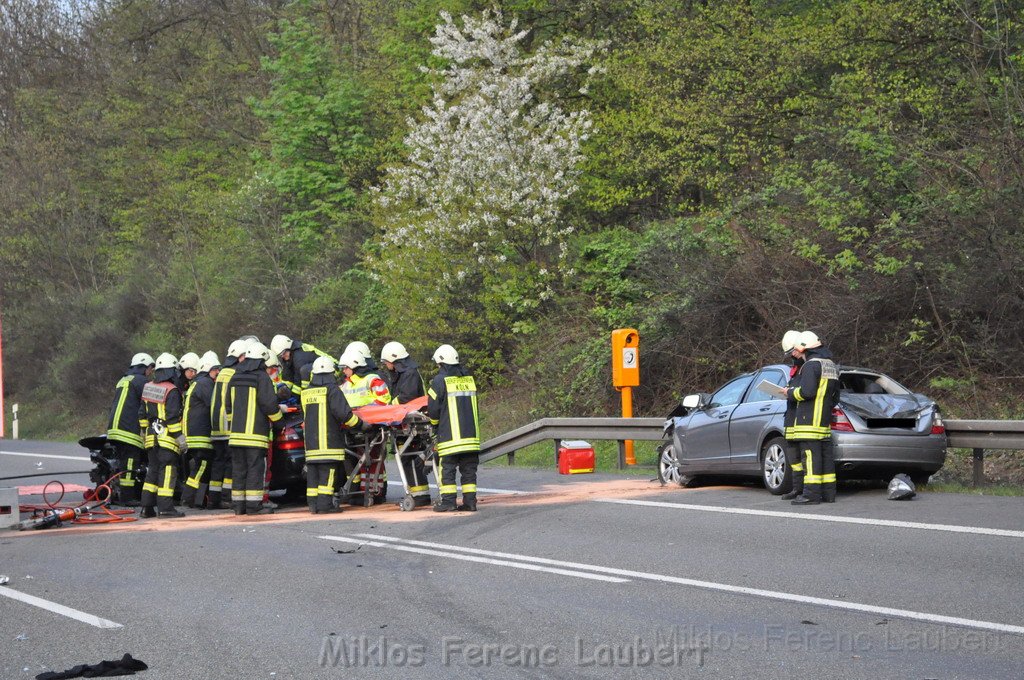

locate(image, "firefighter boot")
[[822, 485, 836, 503], [233, 501, 247, 516], [206, 490, 223, 510], [139, 506, 157, 518], [433, 494, 457, 512], [781, 471, 804, 501], [457, 492, 477, 512]]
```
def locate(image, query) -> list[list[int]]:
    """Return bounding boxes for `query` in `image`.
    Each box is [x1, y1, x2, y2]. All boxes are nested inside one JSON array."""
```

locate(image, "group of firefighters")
[[779, 330, 839, 505], [105, 335, 481, 518]]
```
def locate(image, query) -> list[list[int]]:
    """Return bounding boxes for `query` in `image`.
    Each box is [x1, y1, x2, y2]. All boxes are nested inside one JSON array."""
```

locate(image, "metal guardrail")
[[480, 417, 1024, 485]]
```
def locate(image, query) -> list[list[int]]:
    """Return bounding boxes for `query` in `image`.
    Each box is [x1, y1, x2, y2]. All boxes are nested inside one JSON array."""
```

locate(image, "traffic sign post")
[[611, 328, 639, 466]]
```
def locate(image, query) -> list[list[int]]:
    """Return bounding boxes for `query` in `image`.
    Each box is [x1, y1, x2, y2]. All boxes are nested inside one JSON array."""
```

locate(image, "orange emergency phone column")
[[611, 328, 639, 466]]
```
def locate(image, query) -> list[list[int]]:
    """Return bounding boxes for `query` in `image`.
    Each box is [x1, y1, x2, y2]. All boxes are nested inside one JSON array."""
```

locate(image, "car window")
[[709, 375, 754, 408], [745, 369, 787, 403]]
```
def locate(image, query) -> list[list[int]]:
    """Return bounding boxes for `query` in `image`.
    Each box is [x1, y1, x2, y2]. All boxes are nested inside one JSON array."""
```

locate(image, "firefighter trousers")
[[784, 440, 804, 495], [208, 440, 230, 508], [798, 439, 836, 502], [180, 447, 214, 508], [140, 446, 179, 513], [306, 461, 340, 513], [230, 446, 267, 513], [439, 452, 478, 504], [113, 441, 144, 503], [398, 436, 431, 501]]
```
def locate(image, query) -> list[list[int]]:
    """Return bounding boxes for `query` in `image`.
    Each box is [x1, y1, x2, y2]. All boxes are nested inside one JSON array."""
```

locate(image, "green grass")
[[924, 482, 1024, 496]]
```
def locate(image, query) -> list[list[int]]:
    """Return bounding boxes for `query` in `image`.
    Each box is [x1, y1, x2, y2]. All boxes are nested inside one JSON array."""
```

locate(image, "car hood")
[[838, 392, 935, 419]]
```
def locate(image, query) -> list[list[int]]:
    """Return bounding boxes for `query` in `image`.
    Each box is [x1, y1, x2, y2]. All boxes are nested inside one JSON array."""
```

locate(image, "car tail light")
[[930, 413, 945, 435], [276, 440, 304, 451], [831, 407, 855, 432]]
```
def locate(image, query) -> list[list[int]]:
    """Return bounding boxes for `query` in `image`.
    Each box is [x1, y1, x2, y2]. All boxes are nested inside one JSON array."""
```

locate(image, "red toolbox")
[[558, 440, 595, 475]]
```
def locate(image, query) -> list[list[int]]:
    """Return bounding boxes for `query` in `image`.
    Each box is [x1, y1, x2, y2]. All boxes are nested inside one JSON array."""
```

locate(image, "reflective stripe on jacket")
[[107, 367, 148, 448], [785, 350, 839, 441], [301, 374, 359, 462], [227, 360, 282, 448], [183, 372, 215, 449]]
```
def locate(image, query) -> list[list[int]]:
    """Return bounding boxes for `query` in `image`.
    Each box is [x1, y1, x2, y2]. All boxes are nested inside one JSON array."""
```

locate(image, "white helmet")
[[270, 334, 293, 357], [178, 352, 202, 372], [338, 348, 367, 369], [797, 331, 822, 350], [130, 352, 155, 367], [247, 341, 272, 363], [227, 340, 247, 358], [344, 341, 373, 361], [432, 344, 459, 365], [199, 351, 220, 373], [780, 330, 803, 356], [154, 352, 178, 371], [266, 353, 281, 368], [380, 341, 409, 363], [311, 356, 336, 375]]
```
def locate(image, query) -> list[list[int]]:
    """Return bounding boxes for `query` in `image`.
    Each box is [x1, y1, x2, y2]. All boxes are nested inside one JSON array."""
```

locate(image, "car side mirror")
[[682, 394, 702, 409]]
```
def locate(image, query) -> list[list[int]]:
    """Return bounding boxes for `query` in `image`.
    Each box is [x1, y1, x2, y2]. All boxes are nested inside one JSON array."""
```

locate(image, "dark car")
[[657, 364, 946, 494]]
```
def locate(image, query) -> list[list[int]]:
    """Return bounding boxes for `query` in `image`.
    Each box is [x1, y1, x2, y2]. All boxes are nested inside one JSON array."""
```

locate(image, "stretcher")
[[353, 396, 436, 511]]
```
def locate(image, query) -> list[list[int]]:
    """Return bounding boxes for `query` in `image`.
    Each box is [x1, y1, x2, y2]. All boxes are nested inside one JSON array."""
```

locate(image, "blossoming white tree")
[[373, 10, 602, 348]]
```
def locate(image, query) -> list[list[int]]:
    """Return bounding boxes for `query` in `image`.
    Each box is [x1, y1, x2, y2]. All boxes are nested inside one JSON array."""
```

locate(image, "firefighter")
[[179, 351, 218, 508], [779, 330, 806, 501], [785, 331, 839, 505], [226, 340, 284, 515], [270, 335, 331, 396], [380, 341, 431, 507], [139, 353, 186, 518], [106, 353, 154, 505], [208, 339, 246, 509], [301, 356, 368, 513], [428, 344, 481, 512]]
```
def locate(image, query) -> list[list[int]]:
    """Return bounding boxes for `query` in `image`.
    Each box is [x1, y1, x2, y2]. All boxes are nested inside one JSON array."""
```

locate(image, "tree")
[[372, 9, 602, 370]]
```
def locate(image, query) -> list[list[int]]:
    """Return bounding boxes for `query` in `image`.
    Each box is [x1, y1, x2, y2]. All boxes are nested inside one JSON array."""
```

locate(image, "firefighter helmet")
[[178, 352, 202, 373], [311, 356, 336, 374], [380, 341, 409, 363], [797, 331, 822, 350], [199, 351, 220, 373], [154, 353, 178, 371], [338, 348, 367, 369], [344, 341, 373, 361], [247, 341, 272, 363], [432, 344, 459, 365], [130, 352, 155, 368], [270, 334, 293, 357], [780, 330, 803, 356], [227, 340, 247, 358]]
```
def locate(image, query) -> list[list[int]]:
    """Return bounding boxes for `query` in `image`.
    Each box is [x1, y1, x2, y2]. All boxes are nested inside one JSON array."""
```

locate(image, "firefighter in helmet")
[[428, 345, 481, 512]]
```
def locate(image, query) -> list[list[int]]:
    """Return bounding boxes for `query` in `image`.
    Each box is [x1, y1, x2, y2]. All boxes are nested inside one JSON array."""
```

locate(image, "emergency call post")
[[611, 328, 639, 465]]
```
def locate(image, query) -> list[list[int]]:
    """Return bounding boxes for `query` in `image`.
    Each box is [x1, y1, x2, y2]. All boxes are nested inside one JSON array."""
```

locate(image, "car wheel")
[[657, 443, 699, 488], [761, 436, 791, 495]]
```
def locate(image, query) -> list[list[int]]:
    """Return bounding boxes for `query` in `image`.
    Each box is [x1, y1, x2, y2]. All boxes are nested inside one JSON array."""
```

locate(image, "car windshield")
[[709, 375, 754, 407]]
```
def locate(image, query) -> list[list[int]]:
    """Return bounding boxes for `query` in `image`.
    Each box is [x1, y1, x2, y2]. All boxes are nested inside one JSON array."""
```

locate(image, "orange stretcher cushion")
[[354, 395, 429, 426]]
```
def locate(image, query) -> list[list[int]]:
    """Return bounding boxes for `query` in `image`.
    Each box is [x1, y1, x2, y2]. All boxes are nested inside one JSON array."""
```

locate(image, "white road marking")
[[318, 535, 628, 583], [0, 451, 92, 463], [356, 533, 1024, 637], [386, 481, 528, 495], [0, 587, 123, 629], [595, 498, 1024, 539]]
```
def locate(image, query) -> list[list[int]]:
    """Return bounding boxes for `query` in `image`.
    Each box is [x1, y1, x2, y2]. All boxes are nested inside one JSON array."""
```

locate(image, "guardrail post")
[[507, 451, 515, 466], [972, 448, 985, 487], [617, 440, 625, 470], [554, 439, 561, 466]]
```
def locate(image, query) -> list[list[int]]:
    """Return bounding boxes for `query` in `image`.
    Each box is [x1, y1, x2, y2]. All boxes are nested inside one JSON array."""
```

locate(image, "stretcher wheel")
[[400, 494, 415, 512]]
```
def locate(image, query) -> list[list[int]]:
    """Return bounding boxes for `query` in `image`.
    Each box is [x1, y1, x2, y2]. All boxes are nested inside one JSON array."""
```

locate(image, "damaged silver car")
[[657, 364, 946, 494]]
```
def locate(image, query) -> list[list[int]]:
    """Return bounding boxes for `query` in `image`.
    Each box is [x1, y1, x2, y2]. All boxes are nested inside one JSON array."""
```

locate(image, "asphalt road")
[[2, 438, 1023, 679]]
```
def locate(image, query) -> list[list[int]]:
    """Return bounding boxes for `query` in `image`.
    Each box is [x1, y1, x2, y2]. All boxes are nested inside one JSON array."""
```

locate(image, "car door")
[[681, 374, 754, 469], [729, 368, 788, 470]]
